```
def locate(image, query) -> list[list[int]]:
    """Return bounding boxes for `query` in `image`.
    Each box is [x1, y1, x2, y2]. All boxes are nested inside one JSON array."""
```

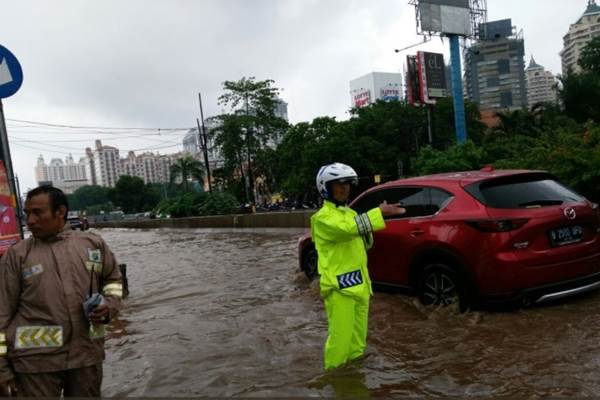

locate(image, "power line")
[[6, 118, 193, 131]]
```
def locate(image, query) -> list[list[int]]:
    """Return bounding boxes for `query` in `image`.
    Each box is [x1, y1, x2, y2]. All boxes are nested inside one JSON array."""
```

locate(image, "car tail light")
[[466, 218, 529, 233]]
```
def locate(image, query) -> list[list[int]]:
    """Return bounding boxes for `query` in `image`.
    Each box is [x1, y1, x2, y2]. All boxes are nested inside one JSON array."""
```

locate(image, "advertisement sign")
[[417, 51, 447, 104], [380, 88, 401, 102], [0, 160, 20, 254], [423, 52, 447, 98], [406, 55, 421, 105], [353, 90, 371, 108]]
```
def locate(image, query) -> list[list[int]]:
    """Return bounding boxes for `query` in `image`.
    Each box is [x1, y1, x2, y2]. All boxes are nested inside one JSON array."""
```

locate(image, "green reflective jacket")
[[310, 200, 386, 298]]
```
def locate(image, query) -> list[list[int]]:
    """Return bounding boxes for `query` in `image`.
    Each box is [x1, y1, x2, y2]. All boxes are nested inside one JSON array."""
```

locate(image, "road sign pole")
[[449, 34, 467, 144], [0, 99, 24, 238]]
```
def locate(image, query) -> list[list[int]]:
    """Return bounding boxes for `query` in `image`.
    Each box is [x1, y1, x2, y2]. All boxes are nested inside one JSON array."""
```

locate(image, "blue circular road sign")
[[0, 44, 23, 99]]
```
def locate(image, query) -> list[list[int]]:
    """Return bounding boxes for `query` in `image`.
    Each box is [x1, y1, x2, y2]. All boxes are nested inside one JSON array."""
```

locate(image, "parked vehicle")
[[67, 211, 88, 231], [298, 168, 600, 309]]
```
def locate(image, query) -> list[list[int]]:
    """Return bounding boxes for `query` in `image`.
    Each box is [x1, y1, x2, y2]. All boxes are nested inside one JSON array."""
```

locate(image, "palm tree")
[[169, 155, 205, 192]]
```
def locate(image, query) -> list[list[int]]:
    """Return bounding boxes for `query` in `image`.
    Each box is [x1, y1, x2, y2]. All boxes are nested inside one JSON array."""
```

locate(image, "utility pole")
[[197, 93, 212, 193]]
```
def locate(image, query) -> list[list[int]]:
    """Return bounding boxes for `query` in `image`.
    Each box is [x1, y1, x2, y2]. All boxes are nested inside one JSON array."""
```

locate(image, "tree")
[[113, 176, 152, 214], [169, 155, 205, 192], [67, 185, 111, 211], [559, 38, 600, 123], [214, 77, 288, 203], [579, 37, 600, 74]]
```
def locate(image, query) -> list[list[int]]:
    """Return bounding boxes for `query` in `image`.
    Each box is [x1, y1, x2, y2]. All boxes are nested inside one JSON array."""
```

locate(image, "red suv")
[[298, 169, 600, 308]]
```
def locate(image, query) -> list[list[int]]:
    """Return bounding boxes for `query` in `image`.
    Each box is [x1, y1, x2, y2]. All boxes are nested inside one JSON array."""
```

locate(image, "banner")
[[353, 90, 371, 108], [0, 160, 20, 253]]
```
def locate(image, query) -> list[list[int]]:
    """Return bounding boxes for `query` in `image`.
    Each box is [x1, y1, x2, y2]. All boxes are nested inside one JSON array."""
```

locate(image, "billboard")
[[380, 88, 401, 102], [419, 0, 471, 36], [0, 160, 20, 254], [407, 52, 447, 105], [406, 55, 421, 105], [353, 90, 371, 108], [423, 52, 447, 98]]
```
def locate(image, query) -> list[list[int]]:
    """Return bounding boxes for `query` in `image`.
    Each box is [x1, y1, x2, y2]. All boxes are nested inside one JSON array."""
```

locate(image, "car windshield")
[[466, 174, 584, 209]]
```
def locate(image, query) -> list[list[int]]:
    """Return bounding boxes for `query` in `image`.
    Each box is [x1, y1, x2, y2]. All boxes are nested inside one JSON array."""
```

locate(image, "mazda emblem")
[[564, 208, 576, 220]]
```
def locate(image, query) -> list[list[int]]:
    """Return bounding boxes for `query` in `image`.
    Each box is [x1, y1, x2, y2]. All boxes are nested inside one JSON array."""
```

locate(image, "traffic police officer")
[[311, 163, 405, 370]]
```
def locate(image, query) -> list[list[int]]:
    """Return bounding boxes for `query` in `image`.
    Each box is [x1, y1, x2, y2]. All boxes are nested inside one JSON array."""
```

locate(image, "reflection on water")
[[97, 228, 600, 397]]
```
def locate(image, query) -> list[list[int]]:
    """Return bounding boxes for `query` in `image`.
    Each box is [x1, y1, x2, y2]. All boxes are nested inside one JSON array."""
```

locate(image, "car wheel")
[[302, 248, 318, 280], [419, 263, 463, 307]]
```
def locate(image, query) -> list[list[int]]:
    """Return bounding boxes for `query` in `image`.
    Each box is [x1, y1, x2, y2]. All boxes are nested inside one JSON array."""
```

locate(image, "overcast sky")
[[0, 0, 587, 192]]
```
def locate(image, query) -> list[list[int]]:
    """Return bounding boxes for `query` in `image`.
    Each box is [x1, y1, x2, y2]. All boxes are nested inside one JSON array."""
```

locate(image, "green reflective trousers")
[[323, 289, 370, 370]]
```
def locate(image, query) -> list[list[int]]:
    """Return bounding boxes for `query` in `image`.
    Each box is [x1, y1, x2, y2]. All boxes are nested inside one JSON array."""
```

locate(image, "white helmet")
[[316, 163, 359, 199]]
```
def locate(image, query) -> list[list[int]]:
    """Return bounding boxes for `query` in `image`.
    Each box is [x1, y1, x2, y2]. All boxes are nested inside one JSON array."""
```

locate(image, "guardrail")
[[90, 210, 316, 229]]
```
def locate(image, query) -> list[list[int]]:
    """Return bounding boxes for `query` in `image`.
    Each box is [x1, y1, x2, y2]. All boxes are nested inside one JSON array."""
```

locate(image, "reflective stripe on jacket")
[[0, 226, 122, 382], [310, 200, 385, 298]]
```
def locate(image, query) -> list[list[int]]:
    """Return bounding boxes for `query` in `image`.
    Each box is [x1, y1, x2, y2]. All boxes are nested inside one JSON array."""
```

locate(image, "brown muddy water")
[[97, 227, 600, 397]]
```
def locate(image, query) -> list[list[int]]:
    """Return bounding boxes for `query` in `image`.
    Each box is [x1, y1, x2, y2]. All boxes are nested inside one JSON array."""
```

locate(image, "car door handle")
[[410, 229, 424, 237]]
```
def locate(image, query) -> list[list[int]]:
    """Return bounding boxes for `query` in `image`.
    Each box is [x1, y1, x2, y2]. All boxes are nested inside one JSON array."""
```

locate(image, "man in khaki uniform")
[[0, 186, 123, 397]]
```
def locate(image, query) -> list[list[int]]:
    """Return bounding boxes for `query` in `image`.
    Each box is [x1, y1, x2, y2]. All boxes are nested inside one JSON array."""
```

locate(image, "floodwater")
[[97, 227, 600, 397]]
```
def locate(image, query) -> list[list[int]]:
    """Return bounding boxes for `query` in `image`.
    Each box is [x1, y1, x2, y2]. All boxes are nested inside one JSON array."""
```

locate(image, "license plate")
[[548, 225, 584, 247]]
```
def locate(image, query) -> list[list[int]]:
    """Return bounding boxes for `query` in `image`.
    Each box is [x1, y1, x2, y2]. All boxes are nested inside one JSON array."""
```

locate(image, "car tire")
[[419, 263, 467, 309], [302, 247, 318, 280]]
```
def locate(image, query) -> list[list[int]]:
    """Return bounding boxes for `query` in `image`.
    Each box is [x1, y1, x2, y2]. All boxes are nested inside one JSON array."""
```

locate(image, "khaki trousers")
[[14, 363, 102, 397]]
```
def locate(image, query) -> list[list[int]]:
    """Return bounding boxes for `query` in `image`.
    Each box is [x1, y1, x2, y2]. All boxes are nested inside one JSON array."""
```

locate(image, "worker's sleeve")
[[100, 240, 122, 323], [0, 249, 20, 383], [314, 207, 386, 243]]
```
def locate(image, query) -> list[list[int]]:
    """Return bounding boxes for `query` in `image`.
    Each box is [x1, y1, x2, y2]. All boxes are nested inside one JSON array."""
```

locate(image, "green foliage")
[[198, 192, 239, 215], [413, 141, 488, 175], [112, 176, 162, 213], [559, 72, 600, 123], [579, 37, 600, 74], [559, 38, 600, 123], [213, 77, 288, 202], [155, 191, 239, 218], [169, 155, 205, 192], [67, 185, 111, 211], [85, 202, 114, 215]]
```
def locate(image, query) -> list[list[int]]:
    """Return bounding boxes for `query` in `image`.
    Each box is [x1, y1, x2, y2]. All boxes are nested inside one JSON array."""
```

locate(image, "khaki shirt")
[[0, 226, 122, 382]]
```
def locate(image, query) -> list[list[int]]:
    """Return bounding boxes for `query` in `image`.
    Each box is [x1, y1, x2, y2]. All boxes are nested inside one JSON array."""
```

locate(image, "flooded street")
[[98, 227, 600, 397]]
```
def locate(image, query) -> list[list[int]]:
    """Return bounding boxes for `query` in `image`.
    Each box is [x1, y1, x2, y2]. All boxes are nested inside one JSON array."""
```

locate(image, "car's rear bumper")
[[482, 271, 600, 306]]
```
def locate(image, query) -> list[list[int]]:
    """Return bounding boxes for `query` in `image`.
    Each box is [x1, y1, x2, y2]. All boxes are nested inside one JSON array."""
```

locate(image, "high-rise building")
[[84, 147, 96, 186], [561, 0, 600, 75], [464, 19, 527, 111], [274, 98, 289, 121], [34, 154, 88, 194], [93, 140, 120, 188], [525, 56, 558, 107], [349, 72, 403, 109]]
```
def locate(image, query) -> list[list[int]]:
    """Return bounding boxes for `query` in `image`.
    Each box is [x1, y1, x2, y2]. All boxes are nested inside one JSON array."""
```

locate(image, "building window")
[[498, 59, 511, 74], [500, 91, 513, 107], [487, 77, 499, 87]]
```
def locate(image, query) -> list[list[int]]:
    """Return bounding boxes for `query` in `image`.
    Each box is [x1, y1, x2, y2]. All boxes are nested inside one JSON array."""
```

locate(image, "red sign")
[[0, 160, 20, 254], [353, 90, 371, 108]]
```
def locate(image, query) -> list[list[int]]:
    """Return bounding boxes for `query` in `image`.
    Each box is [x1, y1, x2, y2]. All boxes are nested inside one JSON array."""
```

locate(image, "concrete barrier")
[[90, 210, 316, 229]]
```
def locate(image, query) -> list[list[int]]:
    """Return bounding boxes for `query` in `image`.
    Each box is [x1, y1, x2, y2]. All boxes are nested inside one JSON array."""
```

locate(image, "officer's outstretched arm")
[[315, 207, 385, 242]]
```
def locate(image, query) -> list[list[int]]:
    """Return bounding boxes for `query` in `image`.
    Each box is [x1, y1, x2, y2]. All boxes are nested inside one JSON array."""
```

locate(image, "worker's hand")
[[379, 201, 406, 217], [90, 303, 110, 324], [0, 379, 17, 397]]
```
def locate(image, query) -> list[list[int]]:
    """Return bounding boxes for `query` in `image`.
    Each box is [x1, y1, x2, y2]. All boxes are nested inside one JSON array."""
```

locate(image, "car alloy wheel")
[[421, 264, 460, 307]]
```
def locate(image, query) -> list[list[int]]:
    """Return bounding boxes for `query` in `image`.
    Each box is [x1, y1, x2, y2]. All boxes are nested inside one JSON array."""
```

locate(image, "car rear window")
[[465, 174, 584, 209]]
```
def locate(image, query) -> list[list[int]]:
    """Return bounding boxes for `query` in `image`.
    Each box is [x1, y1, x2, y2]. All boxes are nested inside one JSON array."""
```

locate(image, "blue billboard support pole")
[[449, 34, 467, 144]]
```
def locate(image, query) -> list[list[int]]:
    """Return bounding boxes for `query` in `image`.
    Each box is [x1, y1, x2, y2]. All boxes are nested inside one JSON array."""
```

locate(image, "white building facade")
[[34, 154, 88, 194], [349, 72, 403, 109], [526, 56, 558, 107], [561, 0, 600, 75]]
